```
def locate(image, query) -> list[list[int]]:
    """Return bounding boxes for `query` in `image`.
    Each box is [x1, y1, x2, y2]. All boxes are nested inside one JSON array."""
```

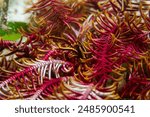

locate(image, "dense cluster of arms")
[[0, 0, 150, 100]]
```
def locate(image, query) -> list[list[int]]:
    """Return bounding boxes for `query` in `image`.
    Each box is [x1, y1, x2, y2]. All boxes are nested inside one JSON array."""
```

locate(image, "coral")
[[0, 0, 150, 100]]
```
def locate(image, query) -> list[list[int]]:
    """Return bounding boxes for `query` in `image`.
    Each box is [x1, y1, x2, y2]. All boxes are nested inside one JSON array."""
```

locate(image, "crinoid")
[[0, 0, 150, 100]]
